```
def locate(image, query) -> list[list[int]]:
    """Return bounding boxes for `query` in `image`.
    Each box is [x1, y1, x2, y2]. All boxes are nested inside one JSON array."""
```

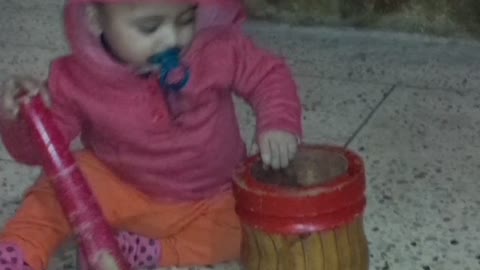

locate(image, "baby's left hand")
[[257, 130, 298, 169]]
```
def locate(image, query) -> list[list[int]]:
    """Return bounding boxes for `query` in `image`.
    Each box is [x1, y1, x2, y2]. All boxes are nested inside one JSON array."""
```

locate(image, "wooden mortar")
[[233, 145, 369, 270]]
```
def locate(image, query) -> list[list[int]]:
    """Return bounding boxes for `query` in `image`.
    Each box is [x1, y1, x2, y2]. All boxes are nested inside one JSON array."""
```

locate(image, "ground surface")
[[246, 0, 480, 39], [1, 1, 480, 270]]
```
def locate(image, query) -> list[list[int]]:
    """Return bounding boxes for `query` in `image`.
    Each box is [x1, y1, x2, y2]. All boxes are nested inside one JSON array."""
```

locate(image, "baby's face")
[[95, 3, 196, 67]]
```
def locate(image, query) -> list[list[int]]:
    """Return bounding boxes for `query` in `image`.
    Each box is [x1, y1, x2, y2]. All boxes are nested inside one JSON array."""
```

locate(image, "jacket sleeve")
[[0, 60, 81, 165], [230, 32, 303, 139]]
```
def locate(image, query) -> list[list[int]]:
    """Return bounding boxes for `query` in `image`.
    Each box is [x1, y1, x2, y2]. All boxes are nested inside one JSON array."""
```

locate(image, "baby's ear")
[[86, 4, 103, 36]]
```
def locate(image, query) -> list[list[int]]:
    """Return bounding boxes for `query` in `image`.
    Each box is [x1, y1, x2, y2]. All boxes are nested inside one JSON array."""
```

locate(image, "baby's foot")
[[117, 232, 161, 269], [79, 232, 161, 270], [0, 243, 32, 270]]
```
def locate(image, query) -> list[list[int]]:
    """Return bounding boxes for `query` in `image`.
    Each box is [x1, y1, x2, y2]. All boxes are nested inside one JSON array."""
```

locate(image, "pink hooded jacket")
[[0, 0, 302, 201]]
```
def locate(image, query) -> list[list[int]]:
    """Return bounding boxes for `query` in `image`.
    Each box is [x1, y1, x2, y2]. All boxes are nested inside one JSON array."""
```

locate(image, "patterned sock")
[[0, 243, 32, 270], [79, 231, 161, 270]]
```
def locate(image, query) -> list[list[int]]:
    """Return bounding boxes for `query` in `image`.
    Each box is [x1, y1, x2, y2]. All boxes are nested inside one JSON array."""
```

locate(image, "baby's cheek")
[[130, 45, 155, 65], [115, 34, 152, 64]]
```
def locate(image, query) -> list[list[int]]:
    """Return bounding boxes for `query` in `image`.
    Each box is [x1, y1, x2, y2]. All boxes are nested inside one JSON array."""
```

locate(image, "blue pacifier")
[[149, 47, 190, 93]]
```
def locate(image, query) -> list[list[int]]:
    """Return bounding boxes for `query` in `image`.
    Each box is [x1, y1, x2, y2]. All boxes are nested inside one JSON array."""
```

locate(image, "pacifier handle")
[[161, 63, 190, 93], [149, 47, 190, 93]]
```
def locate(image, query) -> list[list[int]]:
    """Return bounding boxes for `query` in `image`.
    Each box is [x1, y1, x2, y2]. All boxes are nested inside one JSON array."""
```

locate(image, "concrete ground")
[[1, 1, 480, 270]]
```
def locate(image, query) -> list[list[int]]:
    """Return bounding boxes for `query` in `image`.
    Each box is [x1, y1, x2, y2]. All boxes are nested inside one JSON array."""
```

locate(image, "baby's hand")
[[0, 76, 50, 119], [258, 130, 298, 169]]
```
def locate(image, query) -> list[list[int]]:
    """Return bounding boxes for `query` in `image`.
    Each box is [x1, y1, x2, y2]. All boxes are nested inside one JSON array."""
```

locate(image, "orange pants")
[[0, 152, 241, 270]]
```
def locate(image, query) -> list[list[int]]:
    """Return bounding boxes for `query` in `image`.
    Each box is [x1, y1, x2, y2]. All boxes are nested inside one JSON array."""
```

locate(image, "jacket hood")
[[62, 0, 246, 85]]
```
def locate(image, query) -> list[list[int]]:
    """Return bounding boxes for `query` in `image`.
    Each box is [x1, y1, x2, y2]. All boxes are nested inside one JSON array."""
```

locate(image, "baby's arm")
[[229, 31, 303, 167], [0, 61, 81, 165]]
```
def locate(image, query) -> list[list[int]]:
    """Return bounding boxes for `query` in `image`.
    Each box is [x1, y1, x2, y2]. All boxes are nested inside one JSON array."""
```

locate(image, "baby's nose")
[[157, 25, 178, 51]]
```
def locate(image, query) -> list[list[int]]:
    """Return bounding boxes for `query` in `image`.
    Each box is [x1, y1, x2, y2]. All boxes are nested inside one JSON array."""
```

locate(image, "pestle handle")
[[19, 95, 130, 270]]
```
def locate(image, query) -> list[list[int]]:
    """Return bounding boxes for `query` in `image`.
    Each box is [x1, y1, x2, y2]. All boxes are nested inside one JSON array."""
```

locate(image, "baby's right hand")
[[1, 76, 51, 120]]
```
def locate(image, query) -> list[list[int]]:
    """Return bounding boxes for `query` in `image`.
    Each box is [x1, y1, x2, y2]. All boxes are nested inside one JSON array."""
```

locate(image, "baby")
[[0, 0, 302, 269]]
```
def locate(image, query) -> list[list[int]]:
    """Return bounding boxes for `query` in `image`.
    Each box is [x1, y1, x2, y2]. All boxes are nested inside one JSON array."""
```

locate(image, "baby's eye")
[[177, 15, 194, 26], [138, 24, 159, 34], [176, 8, 196, 25]]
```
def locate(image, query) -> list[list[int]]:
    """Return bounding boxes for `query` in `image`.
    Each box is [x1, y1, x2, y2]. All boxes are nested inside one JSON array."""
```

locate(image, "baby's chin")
[[135, 63, 158, 75], [119, 57, 152, 72]]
